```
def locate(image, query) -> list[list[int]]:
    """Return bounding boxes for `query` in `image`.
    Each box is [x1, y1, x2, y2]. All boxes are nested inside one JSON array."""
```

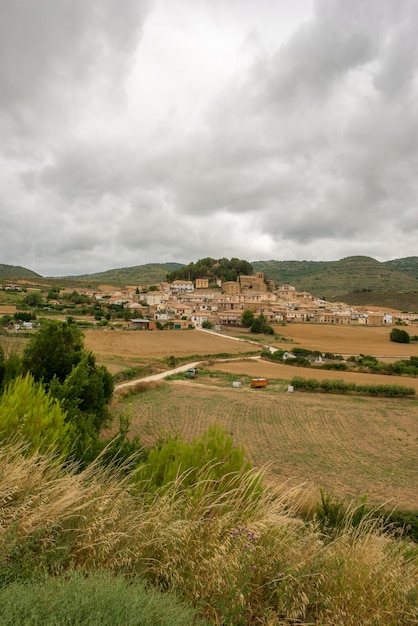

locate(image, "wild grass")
[[0, 442, 417, 625]]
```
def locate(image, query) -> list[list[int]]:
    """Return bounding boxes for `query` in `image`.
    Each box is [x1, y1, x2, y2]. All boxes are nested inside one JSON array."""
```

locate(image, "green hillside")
[[72, 263, 185, 286], [0, 264, 43, 280], [253, 256, 418, 298], [329, 290, 418, 312], [384, 256, 418, 280]]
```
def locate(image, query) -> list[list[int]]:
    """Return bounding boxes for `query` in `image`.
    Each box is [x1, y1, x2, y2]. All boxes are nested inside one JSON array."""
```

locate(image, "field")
[[88, 325, 418, 509], [111, 381, 418, 509], [270, 323, 418, 357], [83, 328, 259, 373]]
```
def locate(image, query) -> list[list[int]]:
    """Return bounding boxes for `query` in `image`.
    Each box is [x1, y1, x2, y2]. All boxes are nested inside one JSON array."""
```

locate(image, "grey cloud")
[[1, 0, 418, 275], [0, 0, 151, 148]]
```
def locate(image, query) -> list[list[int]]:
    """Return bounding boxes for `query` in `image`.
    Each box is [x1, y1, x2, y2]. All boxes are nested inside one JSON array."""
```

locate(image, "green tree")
[[0, 374, 70, 456], [241, 309, 255, 327], [250, 313, 274, 335], [22, 320, 84, 384], [390, 327, 410, 344], [23, 291, 43, 308]]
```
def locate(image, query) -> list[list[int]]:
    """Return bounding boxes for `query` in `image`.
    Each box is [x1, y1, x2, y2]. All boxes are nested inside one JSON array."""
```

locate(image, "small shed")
[[130, 318, 150, 330]]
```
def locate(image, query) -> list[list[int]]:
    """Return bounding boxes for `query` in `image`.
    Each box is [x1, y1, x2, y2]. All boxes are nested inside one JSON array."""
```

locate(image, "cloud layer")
[[1, 0, 417, 276]]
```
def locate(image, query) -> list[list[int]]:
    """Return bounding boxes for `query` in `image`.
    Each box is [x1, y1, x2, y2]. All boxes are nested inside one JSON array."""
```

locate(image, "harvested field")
[[110, 381, 418, 509], [205, 358, 418, 392], [84, 328, 259, 359], [0, 305, 17, 314], [271, 323, 418, 357]]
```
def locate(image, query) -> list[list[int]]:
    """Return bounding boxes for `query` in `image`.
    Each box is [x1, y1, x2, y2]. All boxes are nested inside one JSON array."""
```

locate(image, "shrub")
[[138, 423, 252, 492], [0, 570, 206, 625], [390, 328, 410, 344], [0, 374, 70, 456]]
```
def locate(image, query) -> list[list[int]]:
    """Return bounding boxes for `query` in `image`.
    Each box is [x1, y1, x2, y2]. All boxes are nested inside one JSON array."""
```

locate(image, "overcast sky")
[[1, 0, 417, 276]]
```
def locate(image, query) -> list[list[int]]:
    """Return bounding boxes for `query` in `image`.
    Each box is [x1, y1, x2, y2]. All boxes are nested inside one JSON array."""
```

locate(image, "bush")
[[390, 328, 410, 344], [0, 570, 206, 625], [138, 424, 252, 492]]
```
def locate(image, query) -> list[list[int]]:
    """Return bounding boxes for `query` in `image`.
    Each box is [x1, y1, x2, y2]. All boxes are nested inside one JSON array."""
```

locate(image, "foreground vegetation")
[[1, 320, 418, 623], [0, 441, 417, 625]]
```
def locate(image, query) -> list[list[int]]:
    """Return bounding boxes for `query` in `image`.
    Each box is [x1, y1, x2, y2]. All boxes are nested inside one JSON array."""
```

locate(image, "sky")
[[1, 0, 417, 277]]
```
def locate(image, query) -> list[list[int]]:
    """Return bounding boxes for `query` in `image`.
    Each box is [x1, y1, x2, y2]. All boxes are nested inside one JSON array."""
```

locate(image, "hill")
[[0, 263, 43, 280], [384, 256, 418, 280], [70, 263, 185, 286], [253, 256, 418, 298]]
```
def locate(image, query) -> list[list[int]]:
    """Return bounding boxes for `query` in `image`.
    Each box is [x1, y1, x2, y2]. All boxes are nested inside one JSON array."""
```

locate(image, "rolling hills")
[[2, 257, 418, 305]]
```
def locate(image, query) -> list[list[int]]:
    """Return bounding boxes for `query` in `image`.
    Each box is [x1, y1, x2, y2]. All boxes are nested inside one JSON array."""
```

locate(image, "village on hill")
[[55, 271, 417, 330]]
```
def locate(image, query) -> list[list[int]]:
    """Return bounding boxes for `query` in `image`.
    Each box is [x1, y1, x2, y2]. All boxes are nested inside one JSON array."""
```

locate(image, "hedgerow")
[[290, 376, 415, 397]]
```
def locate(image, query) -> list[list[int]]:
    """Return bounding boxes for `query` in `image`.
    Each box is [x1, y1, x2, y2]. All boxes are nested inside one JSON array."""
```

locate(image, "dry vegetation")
[[271, 322, 418, 357], [1, 443, 417, 625]]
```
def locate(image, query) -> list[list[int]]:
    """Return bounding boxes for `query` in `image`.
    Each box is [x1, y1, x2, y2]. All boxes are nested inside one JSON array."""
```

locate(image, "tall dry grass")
[[0, 442, 417, 625]]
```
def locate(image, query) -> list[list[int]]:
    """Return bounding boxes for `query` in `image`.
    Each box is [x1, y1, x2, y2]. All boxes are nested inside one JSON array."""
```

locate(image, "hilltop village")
[[75, 272, 415, 329]]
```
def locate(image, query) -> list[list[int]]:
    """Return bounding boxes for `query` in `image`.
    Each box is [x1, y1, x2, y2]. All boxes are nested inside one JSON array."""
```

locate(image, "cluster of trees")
[[0, 320, 115, 467], [167, 257, 253, 284], [241, 310, 274, 335]]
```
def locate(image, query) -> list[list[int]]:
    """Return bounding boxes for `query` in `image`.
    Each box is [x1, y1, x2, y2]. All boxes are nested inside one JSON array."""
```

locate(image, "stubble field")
[[87, 325, 418, 509]]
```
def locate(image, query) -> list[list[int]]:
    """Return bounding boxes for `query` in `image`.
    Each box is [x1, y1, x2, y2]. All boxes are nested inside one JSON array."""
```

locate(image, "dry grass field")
[[84, 328, 259, 359], [271, 322, 418, 357], [84, 328, 259, 374]]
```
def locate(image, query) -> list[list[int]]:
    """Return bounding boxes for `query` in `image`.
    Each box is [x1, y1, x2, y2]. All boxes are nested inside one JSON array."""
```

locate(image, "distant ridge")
[[71, 262, 185, 285], [3, 257, 418, 301], [253, 256, 418, 298], [0, 263, 43, 280]]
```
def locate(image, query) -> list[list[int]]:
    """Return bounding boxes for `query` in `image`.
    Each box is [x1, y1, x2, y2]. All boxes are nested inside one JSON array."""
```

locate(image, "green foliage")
[[241, 309, 255, 327], [250, 313, 274, 335], [201, 320, 214, 329], [291, 376, 415, 397], [0, 374, 70, 455], [50, 352, 114, 466], [254, 256, 418, 297], [167, 257, 253, 284], [139, 424, 252, 491], [0, 570, 206, 626], [0, 264, 42, 279], [390, 327, 411, 343], [23, 291, 43, 307], [22, 319, 84, 383]]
